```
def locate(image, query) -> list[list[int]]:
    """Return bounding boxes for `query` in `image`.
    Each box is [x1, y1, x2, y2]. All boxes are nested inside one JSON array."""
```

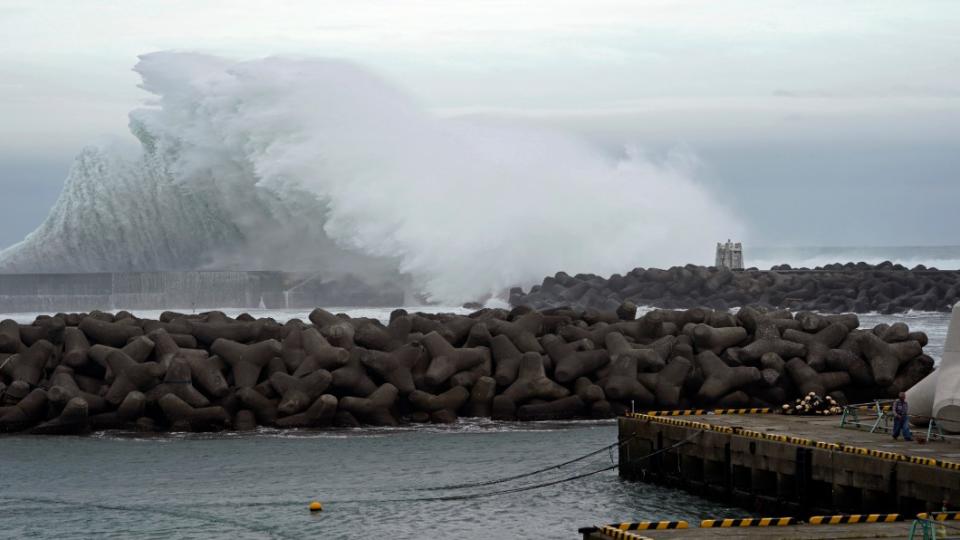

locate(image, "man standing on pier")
[[892, 392, 913, 441]]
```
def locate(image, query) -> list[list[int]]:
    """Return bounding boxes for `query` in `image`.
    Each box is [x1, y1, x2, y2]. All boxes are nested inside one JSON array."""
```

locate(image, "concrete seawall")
[[619, 413, 960, 517], [0, 272, 405, 313]]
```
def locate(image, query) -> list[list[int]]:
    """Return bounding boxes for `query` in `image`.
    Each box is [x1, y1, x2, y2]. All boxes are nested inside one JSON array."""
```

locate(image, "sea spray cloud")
[[0, 51, 743, 303]]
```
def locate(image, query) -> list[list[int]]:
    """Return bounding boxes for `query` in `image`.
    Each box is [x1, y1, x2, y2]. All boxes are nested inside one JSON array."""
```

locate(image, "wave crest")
[[0, 51, 742, 303]]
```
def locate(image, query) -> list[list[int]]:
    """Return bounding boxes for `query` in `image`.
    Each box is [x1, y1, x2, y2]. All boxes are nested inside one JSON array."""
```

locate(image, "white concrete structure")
[[715, 239, 744, 270], [909, 301, 960, 432]]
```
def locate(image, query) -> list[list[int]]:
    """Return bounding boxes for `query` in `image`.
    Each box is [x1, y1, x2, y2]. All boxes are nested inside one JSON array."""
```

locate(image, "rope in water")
[[418, 433, 640, 491], [331, 430, 703, 504]]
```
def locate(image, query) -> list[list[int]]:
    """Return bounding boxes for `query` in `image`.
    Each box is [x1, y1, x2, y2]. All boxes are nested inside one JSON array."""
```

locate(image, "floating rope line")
[[329, 430, 703, 504], [419, 434, 639, 491]]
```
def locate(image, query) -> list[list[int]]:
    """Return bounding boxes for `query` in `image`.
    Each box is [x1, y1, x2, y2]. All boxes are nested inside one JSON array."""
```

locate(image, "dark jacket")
[[894, 399, 908, 418]]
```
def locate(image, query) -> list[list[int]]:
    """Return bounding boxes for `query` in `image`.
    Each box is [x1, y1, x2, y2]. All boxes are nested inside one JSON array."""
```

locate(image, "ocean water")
[[0, 307, 952, 539], [0, 422, 744, 539]]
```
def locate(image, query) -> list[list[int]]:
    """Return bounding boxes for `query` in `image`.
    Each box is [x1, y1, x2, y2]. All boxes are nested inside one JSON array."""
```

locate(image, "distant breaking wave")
[[0, 52, 741, 303]]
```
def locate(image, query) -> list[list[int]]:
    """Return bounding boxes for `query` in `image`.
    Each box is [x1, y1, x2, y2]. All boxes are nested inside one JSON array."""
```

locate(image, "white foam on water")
[[0, 52, 742, 304]]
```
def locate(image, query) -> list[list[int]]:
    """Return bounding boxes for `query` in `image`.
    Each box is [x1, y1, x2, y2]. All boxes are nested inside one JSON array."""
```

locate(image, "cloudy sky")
[[1, 0, 958, 249]]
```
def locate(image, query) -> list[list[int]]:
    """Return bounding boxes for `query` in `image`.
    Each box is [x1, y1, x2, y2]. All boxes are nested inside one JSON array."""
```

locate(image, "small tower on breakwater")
[[715, 239, 744, 270]]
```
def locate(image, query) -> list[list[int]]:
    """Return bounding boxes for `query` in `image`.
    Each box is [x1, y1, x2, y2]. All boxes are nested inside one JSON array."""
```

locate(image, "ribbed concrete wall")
[[0, 272, 403, 312]]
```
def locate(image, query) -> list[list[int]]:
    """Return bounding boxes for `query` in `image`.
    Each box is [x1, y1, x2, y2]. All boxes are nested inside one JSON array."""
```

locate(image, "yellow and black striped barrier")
[[608, 521, 688, 530], [598, 526, 654, 539], [633, 408, 775, 417], [712, 407, 774, 415], [808, 514, 901, 524], [700, 517, 797, 527], [645, 409, 708, 416], [918, 512, 960, 521]]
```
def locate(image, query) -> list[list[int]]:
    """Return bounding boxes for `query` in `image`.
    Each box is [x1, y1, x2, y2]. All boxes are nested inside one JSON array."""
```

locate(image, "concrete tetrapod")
[[690, 324, 748, 354], [486, 312, 544, 353], [48, 366, 107, 413], [331, 352, 378, 397], [859, 332, 904, 387], [158, 393, 229, 432], [654, 357, 692, 409], [517, 395, 586, 420], [281, 326, 308, 372], [544, 334, 610, 383], [78, 318, 144, 347], [502, 352, 569, 403], [490, 334, 523, 387], [275, 394, 338, 428], [270, 369, 333, 415], [467, 376, 497, 417], [890, 356, 934, 396], [188, 320, 262, 347], [30, 396, 89, 435], [0, 388, 47, 432], [103, 351, 164, 406], [360, 345, 421, 395], [235, 387, 278, 426], [605, 332, 663, 372], [354, 315, 413, 352], [783, 323, 850, 371], [292, 328, 350, 376], [449, 352, 492, 388], [149, 329, 181, 371], [824, 349, 874, 387], [339, 383, 399, 426], [574, 377, 606, 403], [409, 386, 469, 413], [934, 302, 960, 432], [145, 357, 211, 408], [89, 337, 156, 383], [696, 351, 761, 403], [211, 338, 281, 388], [117, 391, 147, 421], [308, 308, 356, 349], [464, 322, 492, 348], [0, 340, 54, 386], [62, 327, 91, 368], [185, 352, 230, 399], [736, 321, 806, 363], [421, 331, 486, 387], [603, 355, 654, 405], [0, 319, 19, 353]]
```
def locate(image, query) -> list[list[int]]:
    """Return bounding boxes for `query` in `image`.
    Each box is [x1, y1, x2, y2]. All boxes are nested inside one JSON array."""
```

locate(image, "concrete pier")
[[576, 412, 960, 538], [619, 412, 959, 516]]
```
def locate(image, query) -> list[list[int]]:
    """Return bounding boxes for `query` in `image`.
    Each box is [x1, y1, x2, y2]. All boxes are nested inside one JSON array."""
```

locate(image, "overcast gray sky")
[[1, 0, 958, 249]]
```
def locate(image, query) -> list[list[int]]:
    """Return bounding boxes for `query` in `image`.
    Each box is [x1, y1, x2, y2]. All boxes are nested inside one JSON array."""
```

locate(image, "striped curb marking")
[[599, 526, 654, 539], [700, 517, 798, 527], [610, 521, 688, 530], [808, 514, 901, 524], [918, 512, 960, 521], [712, 408, 774, 415]]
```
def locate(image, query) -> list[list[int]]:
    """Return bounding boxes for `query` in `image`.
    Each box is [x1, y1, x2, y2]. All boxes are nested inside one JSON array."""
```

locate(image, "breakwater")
[[0, 272, 404, 313], [0, 303, 933, 434], [510, 263, 960, 314]]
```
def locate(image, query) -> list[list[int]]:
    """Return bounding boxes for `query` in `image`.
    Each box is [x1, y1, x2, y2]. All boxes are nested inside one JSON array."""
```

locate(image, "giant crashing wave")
[[0, 51, 742, 304]]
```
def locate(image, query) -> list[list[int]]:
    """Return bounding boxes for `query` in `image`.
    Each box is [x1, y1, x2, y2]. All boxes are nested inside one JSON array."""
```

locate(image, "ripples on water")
[[1, 421, 744, 539], [0, 308, 951, 538]]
